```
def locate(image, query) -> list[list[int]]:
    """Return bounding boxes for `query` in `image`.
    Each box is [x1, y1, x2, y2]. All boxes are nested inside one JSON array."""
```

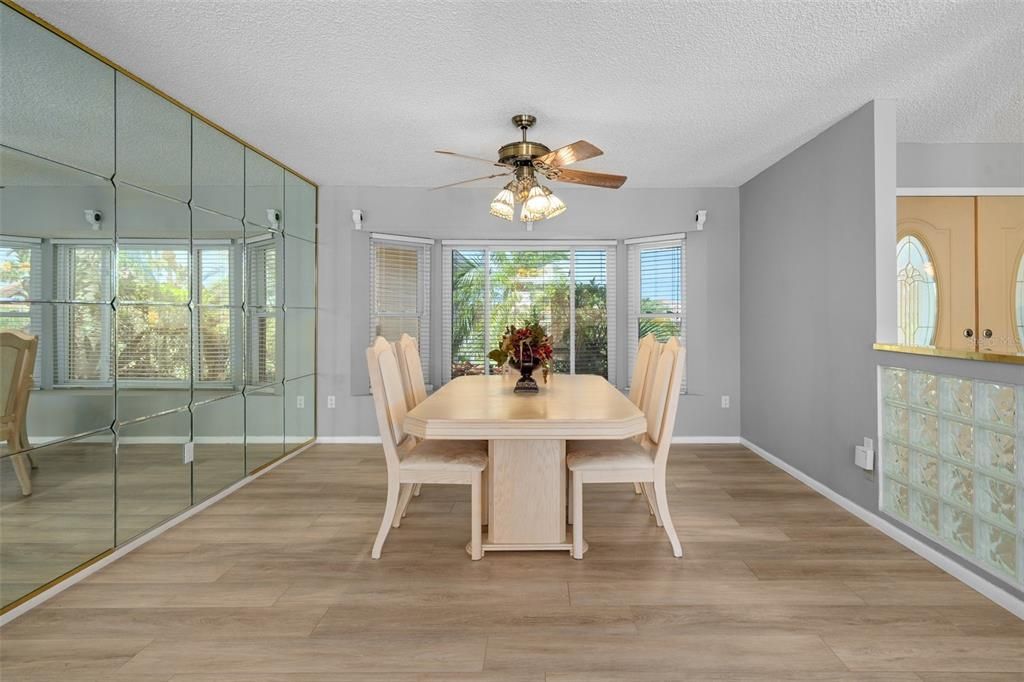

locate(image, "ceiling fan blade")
[[545, 168, 627, 189], [435, 150, 509, 167], [429, 172, 512, 191], [532, 140, 603, 170]]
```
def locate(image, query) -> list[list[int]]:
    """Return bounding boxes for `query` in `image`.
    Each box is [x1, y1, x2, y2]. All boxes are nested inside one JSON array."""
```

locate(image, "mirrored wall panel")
[[245, 384, 285, 472], [193, 393, 244, 502], [0, 3, 316, 610], [0, 429, 114, 606]]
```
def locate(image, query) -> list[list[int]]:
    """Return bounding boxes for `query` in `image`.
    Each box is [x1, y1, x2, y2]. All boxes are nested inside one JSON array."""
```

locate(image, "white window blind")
[[0, 238, 43, 381], [195, 247, 237, 385], [52, 242, 243, 387], [246, 237, 280, 386], [56, 244, 113, 384], [442, 245, 615, 384], [628, 236, 686, 392], [369, 236, 431, 387]]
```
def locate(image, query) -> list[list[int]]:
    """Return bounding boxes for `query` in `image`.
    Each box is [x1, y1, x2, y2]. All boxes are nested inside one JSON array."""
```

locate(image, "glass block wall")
[[0, 4, 316, 611], [881, 367, 1022, 586]]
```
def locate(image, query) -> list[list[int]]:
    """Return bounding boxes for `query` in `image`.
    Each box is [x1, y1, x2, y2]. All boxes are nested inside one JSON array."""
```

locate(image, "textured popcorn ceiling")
[[18, 0, 1024, 187]]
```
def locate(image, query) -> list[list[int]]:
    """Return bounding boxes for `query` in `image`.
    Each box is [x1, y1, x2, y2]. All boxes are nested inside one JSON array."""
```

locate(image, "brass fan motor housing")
[[497, 141, 551, 166]]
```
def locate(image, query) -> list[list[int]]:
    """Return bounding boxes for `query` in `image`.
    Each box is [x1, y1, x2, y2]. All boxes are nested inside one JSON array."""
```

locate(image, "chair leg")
[[642, 482, 663, 527], [371, 478, 400, 559], [412, 483, 422, 497], [572, 472, 584, 560], [633, 482, 642, 495], [567, 471, 573, 525], [470, 472, 482, 560], [481, 467, 488, 527], [11, 453, 32, 496], [393, 484, 415, 527], [654, 477, 682, 558]]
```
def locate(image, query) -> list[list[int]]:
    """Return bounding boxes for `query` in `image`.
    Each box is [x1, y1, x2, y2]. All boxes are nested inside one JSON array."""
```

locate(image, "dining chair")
[[567, 337, 685, 559], [629, 334, 660, 496], [1, 330, 38, 496], [366, 336, 487, 559], [394, 333, 427, 504]]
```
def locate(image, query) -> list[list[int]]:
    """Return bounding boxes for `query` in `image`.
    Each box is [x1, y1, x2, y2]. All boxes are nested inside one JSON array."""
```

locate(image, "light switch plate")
[[327, 395, 336, 408], [296, 395, 305, 409], [721, 395, 730, 408]]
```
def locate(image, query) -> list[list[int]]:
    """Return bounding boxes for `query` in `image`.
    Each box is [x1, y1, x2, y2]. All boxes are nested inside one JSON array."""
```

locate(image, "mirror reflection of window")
[[896, 235, 938, 346]]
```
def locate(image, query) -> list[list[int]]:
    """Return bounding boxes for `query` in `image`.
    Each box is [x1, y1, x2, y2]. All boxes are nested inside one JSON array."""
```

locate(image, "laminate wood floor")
[[1, 444, 1020, 681]]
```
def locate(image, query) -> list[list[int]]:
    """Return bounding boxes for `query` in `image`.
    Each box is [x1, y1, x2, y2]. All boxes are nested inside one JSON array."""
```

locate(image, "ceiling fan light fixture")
[[489, 186, 515, 221], [519, 202, 543, 223], [524, 184, 550, 214], [543, 188, 567, 219]]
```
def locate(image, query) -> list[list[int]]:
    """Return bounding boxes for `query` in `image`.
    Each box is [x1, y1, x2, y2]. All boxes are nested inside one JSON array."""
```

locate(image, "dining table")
[[403, 373, 646, 556]]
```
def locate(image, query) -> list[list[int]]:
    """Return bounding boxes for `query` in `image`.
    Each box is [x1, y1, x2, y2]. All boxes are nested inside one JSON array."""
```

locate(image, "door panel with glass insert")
[[896, 197, 975, 350], [977, 196, 1024, 354]]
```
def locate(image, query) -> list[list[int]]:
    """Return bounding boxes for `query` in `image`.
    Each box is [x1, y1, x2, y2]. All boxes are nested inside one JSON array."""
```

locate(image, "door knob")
[[963, 328, 974, 338], [982, 329, 993, 339]]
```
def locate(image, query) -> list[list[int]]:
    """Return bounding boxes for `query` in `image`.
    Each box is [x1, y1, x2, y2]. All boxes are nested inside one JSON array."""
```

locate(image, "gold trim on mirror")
[[873, 343, 1024, 366]]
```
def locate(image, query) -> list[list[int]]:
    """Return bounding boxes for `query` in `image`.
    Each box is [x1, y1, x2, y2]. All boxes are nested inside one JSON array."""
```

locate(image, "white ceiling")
[[18, 0, 1024, 188]]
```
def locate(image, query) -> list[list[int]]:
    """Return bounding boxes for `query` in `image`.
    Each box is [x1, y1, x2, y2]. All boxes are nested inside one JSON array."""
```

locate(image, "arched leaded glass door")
[[896, 235, 938, 346]]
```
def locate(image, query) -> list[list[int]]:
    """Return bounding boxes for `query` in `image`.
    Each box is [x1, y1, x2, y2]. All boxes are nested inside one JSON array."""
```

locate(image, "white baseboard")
[[739, 437, 1024, 620], [0, 440, 316, 627], [317, 436, 741, 445], [672, 436, 741, 444]]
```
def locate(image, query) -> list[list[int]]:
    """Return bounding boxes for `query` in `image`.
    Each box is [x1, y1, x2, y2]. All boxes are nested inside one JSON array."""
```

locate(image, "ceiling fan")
[[433, 114, 627, 223]]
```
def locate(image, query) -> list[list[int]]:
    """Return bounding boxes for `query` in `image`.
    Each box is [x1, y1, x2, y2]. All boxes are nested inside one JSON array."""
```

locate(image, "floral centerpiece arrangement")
[[488, 320, 553, 393]]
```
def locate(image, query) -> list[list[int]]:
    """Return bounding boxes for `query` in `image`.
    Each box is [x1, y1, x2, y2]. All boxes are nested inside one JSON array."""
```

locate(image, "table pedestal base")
[[487, 438, 566, 546]]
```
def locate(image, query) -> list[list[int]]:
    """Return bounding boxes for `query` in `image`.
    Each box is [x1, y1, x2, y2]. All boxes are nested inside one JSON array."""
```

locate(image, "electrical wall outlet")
[[296, 395, 305, 409], [327, 395, 336, 408], [721, 395, 730, 408], [182, 442, 194, 464], [855, 444, 874, 470]]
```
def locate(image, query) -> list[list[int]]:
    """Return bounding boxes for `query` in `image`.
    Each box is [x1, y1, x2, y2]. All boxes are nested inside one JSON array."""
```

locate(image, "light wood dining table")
[[404, 374, 646, 556]]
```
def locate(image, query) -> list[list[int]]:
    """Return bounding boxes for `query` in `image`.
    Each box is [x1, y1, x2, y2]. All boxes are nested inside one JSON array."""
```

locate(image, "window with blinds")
[[246, 237, 280, 386], [52, 242, 242, 386], [369, 236, 431, 386], [627, 236, 686, 392], [56, 244, 113, 384], [443, 245, 615, 383], [195, 247, 236, 384], [0, 239, 43, 381]]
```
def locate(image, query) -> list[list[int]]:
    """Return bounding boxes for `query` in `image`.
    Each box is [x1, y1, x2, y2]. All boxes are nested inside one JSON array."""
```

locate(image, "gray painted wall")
[[897, 142, 1024, 187], [316, 185, 741, 438], [741, 102, 1024, 601]]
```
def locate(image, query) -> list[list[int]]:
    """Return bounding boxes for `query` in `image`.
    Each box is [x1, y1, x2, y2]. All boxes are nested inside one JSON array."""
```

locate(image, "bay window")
[[442, 243, 616, 383]]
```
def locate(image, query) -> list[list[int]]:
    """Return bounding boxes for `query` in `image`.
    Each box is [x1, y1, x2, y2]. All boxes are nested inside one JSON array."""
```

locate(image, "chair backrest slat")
[[366, 337, 408, 469], [639, 340, 663, 413], [396, 333, 428, 408], [628, 334, 656, 406]]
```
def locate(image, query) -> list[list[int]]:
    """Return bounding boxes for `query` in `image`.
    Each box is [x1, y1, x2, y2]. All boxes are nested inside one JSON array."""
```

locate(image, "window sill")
[[873, 343, 1024, 366]]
